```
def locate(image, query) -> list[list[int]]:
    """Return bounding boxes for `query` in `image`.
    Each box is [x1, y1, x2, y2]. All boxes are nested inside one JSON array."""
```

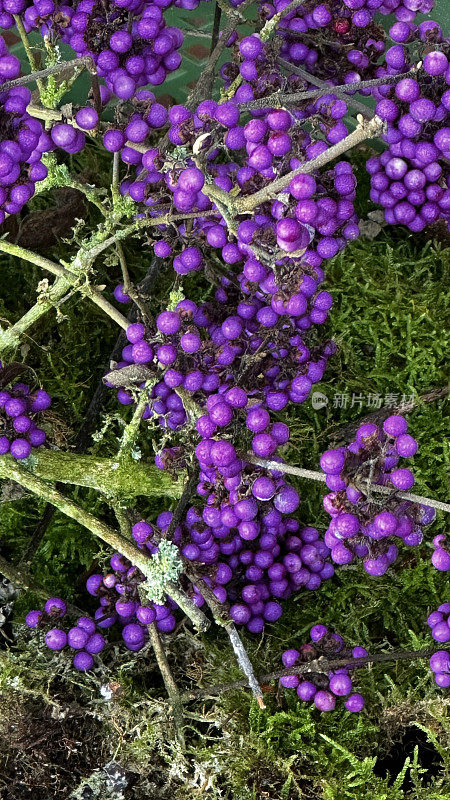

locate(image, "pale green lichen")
[[140, 540, 183, 604], [40, 74, 71, 109]]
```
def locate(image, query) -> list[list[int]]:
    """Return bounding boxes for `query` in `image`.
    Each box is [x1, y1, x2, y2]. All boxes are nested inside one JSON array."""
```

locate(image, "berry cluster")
[[0, 371, 50, 459], [25, 549, 180, 671], [370, 40, 449, 232], [63, 0, 184, 101], [0, 37, 50, 220], [119, 98, 360, 267], [108, 280, 335, 439], [320, 415, 436, 575], [263, 1, 386, 87], [85, 549, 177, 641], [1, 0, 204, 103], [26, 597, 106, 672], [280, 624, 366, 712], [427, 602, 450, 645], [431, 534, 450, 572], [134, 466, 334, 631], [102, 88, 168, 165], [429, 650, 450, 689]]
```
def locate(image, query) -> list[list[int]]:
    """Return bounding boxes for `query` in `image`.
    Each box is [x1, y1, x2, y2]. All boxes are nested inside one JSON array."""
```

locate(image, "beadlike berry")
[[45, 628, 67, 650]]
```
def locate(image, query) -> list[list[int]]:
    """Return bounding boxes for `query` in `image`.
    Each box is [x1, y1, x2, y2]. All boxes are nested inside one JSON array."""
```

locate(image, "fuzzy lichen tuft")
[[141, 539, 183, 604]]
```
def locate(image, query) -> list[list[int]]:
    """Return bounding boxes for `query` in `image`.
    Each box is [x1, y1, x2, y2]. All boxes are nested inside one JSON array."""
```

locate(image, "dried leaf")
[[103, 364, 154, 387], [0, 362, 27, 389]]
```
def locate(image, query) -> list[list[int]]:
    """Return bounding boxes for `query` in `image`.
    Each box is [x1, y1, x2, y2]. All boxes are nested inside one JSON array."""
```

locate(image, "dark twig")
[[162, 469, 199, 543], [88, 63, 102, 118], [0, 55, 97, 94], [0, 551, 84, 614], [210, 2, 222, 55], [181, 646, 450, 702]]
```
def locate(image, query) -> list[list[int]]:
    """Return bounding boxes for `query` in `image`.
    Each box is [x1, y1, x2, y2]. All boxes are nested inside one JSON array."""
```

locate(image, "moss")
[[27, 450, 184, 500]]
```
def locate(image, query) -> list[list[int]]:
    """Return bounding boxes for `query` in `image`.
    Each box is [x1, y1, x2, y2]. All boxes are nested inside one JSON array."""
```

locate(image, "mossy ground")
[[0, 146, 449, 799]]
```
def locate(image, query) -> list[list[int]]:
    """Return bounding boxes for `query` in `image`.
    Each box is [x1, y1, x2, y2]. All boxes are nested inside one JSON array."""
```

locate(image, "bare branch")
[[235, 115, 385, 213], [246, 455, 450, 513]]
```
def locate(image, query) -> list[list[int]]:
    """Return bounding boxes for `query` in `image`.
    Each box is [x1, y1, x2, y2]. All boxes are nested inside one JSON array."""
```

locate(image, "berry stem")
[[235, 115, 385, 213], [0, 238, 130, 330], [181, 646, 450, 702], [183, 0, 255, 112], [247, 456, 450, 513], [111, 152, 121, 207]]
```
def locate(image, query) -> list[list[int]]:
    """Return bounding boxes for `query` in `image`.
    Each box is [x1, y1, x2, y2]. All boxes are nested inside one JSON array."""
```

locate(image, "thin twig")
[[0, 54, 95, 93], [241, 60, 374, 118], [181, 646, 450, 701], [0, 238, 129, 330], [235, 115, 385, 213], [328, 386, 449, 446], [277, 58, 422, 96], [0, 551, 52, 600], [13, 16, 45, 99], [111, 152, 120, 206], [87, 63, 102, 118], [246, 455, 450, 513], [111, 499, 133, 540], [184, 566, 265, 708], [116, 242, 152, 322], [162, 470, 199, 543], [147, 620, 185, 747]]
